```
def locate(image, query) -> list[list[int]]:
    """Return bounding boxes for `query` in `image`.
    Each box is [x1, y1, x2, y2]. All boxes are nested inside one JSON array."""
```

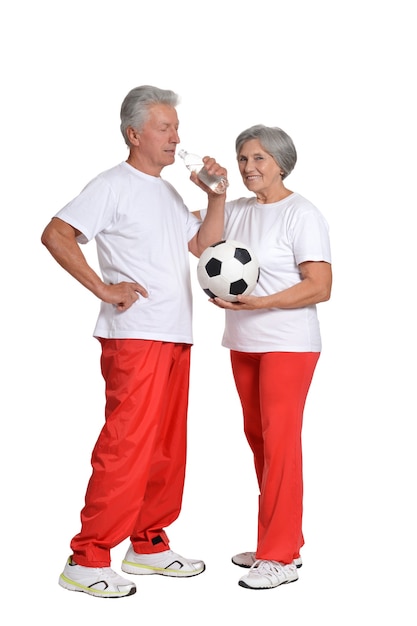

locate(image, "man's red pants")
[[70, 339, 191, 567]]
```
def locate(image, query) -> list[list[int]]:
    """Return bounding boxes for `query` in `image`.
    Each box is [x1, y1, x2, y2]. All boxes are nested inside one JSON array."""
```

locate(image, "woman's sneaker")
[[59, 557, 136, 598], [232, 551, 302, 568], [239, 559, 299, 589], [121, 545, 205, 577]]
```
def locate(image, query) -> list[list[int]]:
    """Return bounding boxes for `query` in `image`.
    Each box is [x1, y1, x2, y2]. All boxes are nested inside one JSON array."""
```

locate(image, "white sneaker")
[[59, 557, 136, 598], [232, 551, 302, 569], [239, 559, 299, 589], [121, 545, 205, 577]]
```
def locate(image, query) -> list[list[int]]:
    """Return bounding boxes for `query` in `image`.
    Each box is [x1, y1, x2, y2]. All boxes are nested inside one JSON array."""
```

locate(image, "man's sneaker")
[[59, 557, 136, 598], [239, 559, 299, 589], [232, 551, 302, 569], [121, 545, 205, 578]]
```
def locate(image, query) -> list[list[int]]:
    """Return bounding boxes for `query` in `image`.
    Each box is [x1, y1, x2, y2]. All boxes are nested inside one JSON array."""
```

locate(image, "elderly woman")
[[198, 125, 332, 590]]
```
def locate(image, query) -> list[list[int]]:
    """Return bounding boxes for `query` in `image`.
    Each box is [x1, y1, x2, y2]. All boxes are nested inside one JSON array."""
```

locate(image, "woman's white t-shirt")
[[202, 193, 331, 352], [55, 162, 201, 343]]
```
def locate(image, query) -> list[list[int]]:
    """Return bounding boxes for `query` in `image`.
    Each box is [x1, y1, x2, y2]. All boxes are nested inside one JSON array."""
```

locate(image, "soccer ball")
[[197, 239, 260, 302]]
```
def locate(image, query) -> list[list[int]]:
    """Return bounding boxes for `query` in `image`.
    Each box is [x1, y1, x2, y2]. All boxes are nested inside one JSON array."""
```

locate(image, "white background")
[[1, 0, 416, 623]]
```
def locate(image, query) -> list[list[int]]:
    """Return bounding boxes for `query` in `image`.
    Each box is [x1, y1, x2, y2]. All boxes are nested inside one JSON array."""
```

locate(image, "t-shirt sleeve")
[[54, 175, 116, 244], [185, 208, 202, 242], [291, 208, 332, 265]]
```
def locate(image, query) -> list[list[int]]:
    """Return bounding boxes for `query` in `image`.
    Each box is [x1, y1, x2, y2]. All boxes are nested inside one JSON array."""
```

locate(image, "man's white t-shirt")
[[201, 193, 331, 352], [55, 162, 201, 343]]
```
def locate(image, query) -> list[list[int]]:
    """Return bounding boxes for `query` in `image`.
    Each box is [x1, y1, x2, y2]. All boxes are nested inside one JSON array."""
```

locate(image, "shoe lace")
[[251, 560, 288, 581]]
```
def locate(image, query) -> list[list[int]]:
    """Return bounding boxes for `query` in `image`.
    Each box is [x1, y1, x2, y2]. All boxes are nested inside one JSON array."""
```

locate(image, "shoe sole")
[[121, 560, 206, 578], [59, 574, 136, 598], [238, 577, 298, 590]]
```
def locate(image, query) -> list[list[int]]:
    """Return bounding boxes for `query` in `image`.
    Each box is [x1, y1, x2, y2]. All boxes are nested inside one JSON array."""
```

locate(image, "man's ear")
[[126, 126, 140, 146]]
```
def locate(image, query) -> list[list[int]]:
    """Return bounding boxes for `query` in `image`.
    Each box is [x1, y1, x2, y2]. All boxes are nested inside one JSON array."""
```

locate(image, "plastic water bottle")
[[178, 149, 228, 194]]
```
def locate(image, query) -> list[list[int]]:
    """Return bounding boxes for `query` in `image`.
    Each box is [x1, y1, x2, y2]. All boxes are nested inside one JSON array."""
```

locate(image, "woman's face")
[[237, 138, 283, 195]]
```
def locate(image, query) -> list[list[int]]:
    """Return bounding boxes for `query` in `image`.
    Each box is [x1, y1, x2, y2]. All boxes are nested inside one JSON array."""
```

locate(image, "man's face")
[[135, 103, 180, 175]]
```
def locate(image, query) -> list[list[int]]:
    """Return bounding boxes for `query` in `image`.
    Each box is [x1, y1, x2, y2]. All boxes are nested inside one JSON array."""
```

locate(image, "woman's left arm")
[[213, 261, 332, 310]]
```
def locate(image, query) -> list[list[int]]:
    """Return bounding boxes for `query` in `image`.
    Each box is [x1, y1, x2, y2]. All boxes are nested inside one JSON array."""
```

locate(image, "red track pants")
[[230, 350, 320, 565], [70, 339, 191, 567]]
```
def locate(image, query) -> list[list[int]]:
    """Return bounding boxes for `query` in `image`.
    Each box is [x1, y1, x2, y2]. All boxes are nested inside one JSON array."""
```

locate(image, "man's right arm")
[[41, 217, 147, 311]]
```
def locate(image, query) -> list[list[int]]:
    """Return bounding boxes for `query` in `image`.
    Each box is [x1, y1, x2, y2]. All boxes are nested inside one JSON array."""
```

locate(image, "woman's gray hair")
[[235, 124, 297, 179], [120, 85, 180, 146]]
